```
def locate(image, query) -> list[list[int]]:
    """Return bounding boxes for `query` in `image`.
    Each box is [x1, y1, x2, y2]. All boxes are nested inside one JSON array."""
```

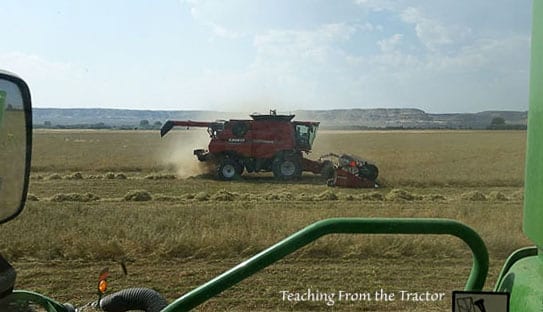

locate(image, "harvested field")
[[0, 129, 529, 311]]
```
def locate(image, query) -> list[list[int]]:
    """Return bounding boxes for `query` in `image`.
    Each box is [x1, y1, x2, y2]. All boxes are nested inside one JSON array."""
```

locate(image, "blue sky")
[[0, 0, 532, 113]]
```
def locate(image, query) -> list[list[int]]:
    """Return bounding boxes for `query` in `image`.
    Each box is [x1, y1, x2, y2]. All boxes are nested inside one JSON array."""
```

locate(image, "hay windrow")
[[26, 194, 40, 201], [64, 172, 83, 180], [264, 192, 294, 201], [239, 193, 258, 201], [296, 193, 315, 201], [361, 192, 385, 201], [49, 192, 101, 202], [115, 173, 127, 179], [264, 192, 281, 200], [211, 190, 237, 201], [511, 189, 524, 200], [46, 173, 62, 180], [488, 191, 508, 201], [123, 190, 153, 201], [195, 192, 210, 201], [315, 190, 338, 201], [461, 191, 487, 201], [423, 194, 447, 201], [385, 189, 421, 201]]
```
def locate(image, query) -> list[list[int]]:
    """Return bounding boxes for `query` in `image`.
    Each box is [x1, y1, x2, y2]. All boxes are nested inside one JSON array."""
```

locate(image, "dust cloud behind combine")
[[158, 129, 215, 178]]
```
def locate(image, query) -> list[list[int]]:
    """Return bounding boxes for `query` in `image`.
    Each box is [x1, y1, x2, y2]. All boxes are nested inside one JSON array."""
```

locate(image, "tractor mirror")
[[0, 71, 32, 225]]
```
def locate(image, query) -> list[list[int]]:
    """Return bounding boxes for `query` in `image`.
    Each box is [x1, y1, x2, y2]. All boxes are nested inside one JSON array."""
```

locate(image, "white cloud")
[[425, 35, 530, 74], [377, 34, 403, 52], [401, 7, 472, 51], [1, 1, 529, 113], [0, 52, 76, 80], [189, 7, 244, 39], [0, 52, 166, 109], [174, 15, 529, 113], [0, 52, 92, 107], [253, 23, 356, 63], [172, 1, 529, 112], [353, 0, 398, 12]]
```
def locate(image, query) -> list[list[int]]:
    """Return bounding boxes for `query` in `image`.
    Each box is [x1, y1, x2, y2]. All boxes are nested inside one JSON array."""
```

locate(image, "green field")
[[0, 129, 529, 311]]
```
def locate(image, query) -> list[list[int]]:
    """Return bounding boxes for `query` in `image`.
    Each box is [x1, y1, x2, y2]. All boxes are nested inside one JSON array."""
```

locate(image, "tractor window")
[[295, 124, 317, 149]]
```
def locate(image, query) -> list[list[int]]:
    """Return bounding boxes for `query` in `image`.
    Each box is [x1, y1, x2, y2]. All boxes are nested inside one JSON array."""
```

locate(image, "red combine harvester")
[[160, 111, 378, 187]]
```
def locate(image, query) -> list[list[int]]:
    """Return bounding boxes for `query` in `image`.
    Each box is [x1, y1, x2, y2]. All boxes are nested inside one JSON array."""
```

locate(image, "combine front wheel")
[[217, 159, 242, 180]]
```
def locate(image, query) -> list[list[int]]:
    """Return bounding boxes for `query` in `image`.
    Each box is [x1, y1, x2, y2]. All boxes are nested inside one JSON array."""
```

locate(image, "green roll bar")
[[163, 217, 488, 311]]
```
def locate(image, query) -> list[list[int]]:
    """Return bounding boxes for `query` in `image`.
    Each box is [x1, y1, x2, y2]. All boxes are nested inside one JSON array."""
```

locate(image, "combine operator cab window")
[[295, 124, 317, 149], [207, 122, 225, 138]]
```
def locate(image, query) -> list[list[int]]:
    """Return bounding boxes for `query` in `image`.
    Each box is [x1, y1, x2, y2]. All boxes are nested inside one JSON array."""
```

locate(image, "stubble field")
[[0, 129, 529, 311]]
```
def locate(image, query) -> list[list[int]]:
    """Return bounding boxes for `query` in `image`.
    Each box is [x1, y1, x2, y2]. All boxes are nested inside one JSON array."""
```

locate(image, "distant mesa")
[[32, 108, 527, 130]]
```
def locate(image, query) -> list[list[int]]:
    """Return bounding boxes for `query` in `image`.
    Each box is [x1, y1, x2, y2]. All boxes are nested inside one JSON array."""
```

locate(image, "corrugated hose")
[[98, 288, 168, 312]]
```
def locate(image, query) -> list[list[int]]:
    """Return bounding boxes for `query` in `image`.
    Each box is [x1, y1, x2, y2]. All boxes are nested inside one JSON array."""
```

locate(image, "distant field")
[[31, 129, 526, 186], [1, 129, 529, 311]]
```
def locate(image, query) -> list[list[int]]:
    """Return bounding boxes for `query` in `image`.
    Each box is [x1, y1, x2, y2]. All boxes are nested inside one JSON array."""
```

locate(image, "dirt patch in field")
[[49, 192, 101, 202], [123, 190, 153, 201]]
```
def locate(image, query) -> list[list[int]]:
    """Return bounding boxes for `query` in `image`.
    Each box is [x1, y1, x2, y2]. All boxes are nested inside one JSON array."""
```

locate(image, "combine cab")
[[160, 111, 378, 187]]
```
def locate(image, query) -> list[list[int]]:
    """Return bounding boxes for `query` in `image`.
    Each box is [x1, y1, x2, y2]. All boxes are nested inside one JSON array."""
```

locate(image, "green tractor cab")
[[492, 1, 543, 309]]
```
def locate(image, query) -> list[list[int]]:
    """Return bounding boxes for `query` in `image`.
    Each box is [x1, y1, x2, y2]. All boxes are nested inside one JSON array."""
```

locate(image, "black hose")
[[99, 288, 168, 312]]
